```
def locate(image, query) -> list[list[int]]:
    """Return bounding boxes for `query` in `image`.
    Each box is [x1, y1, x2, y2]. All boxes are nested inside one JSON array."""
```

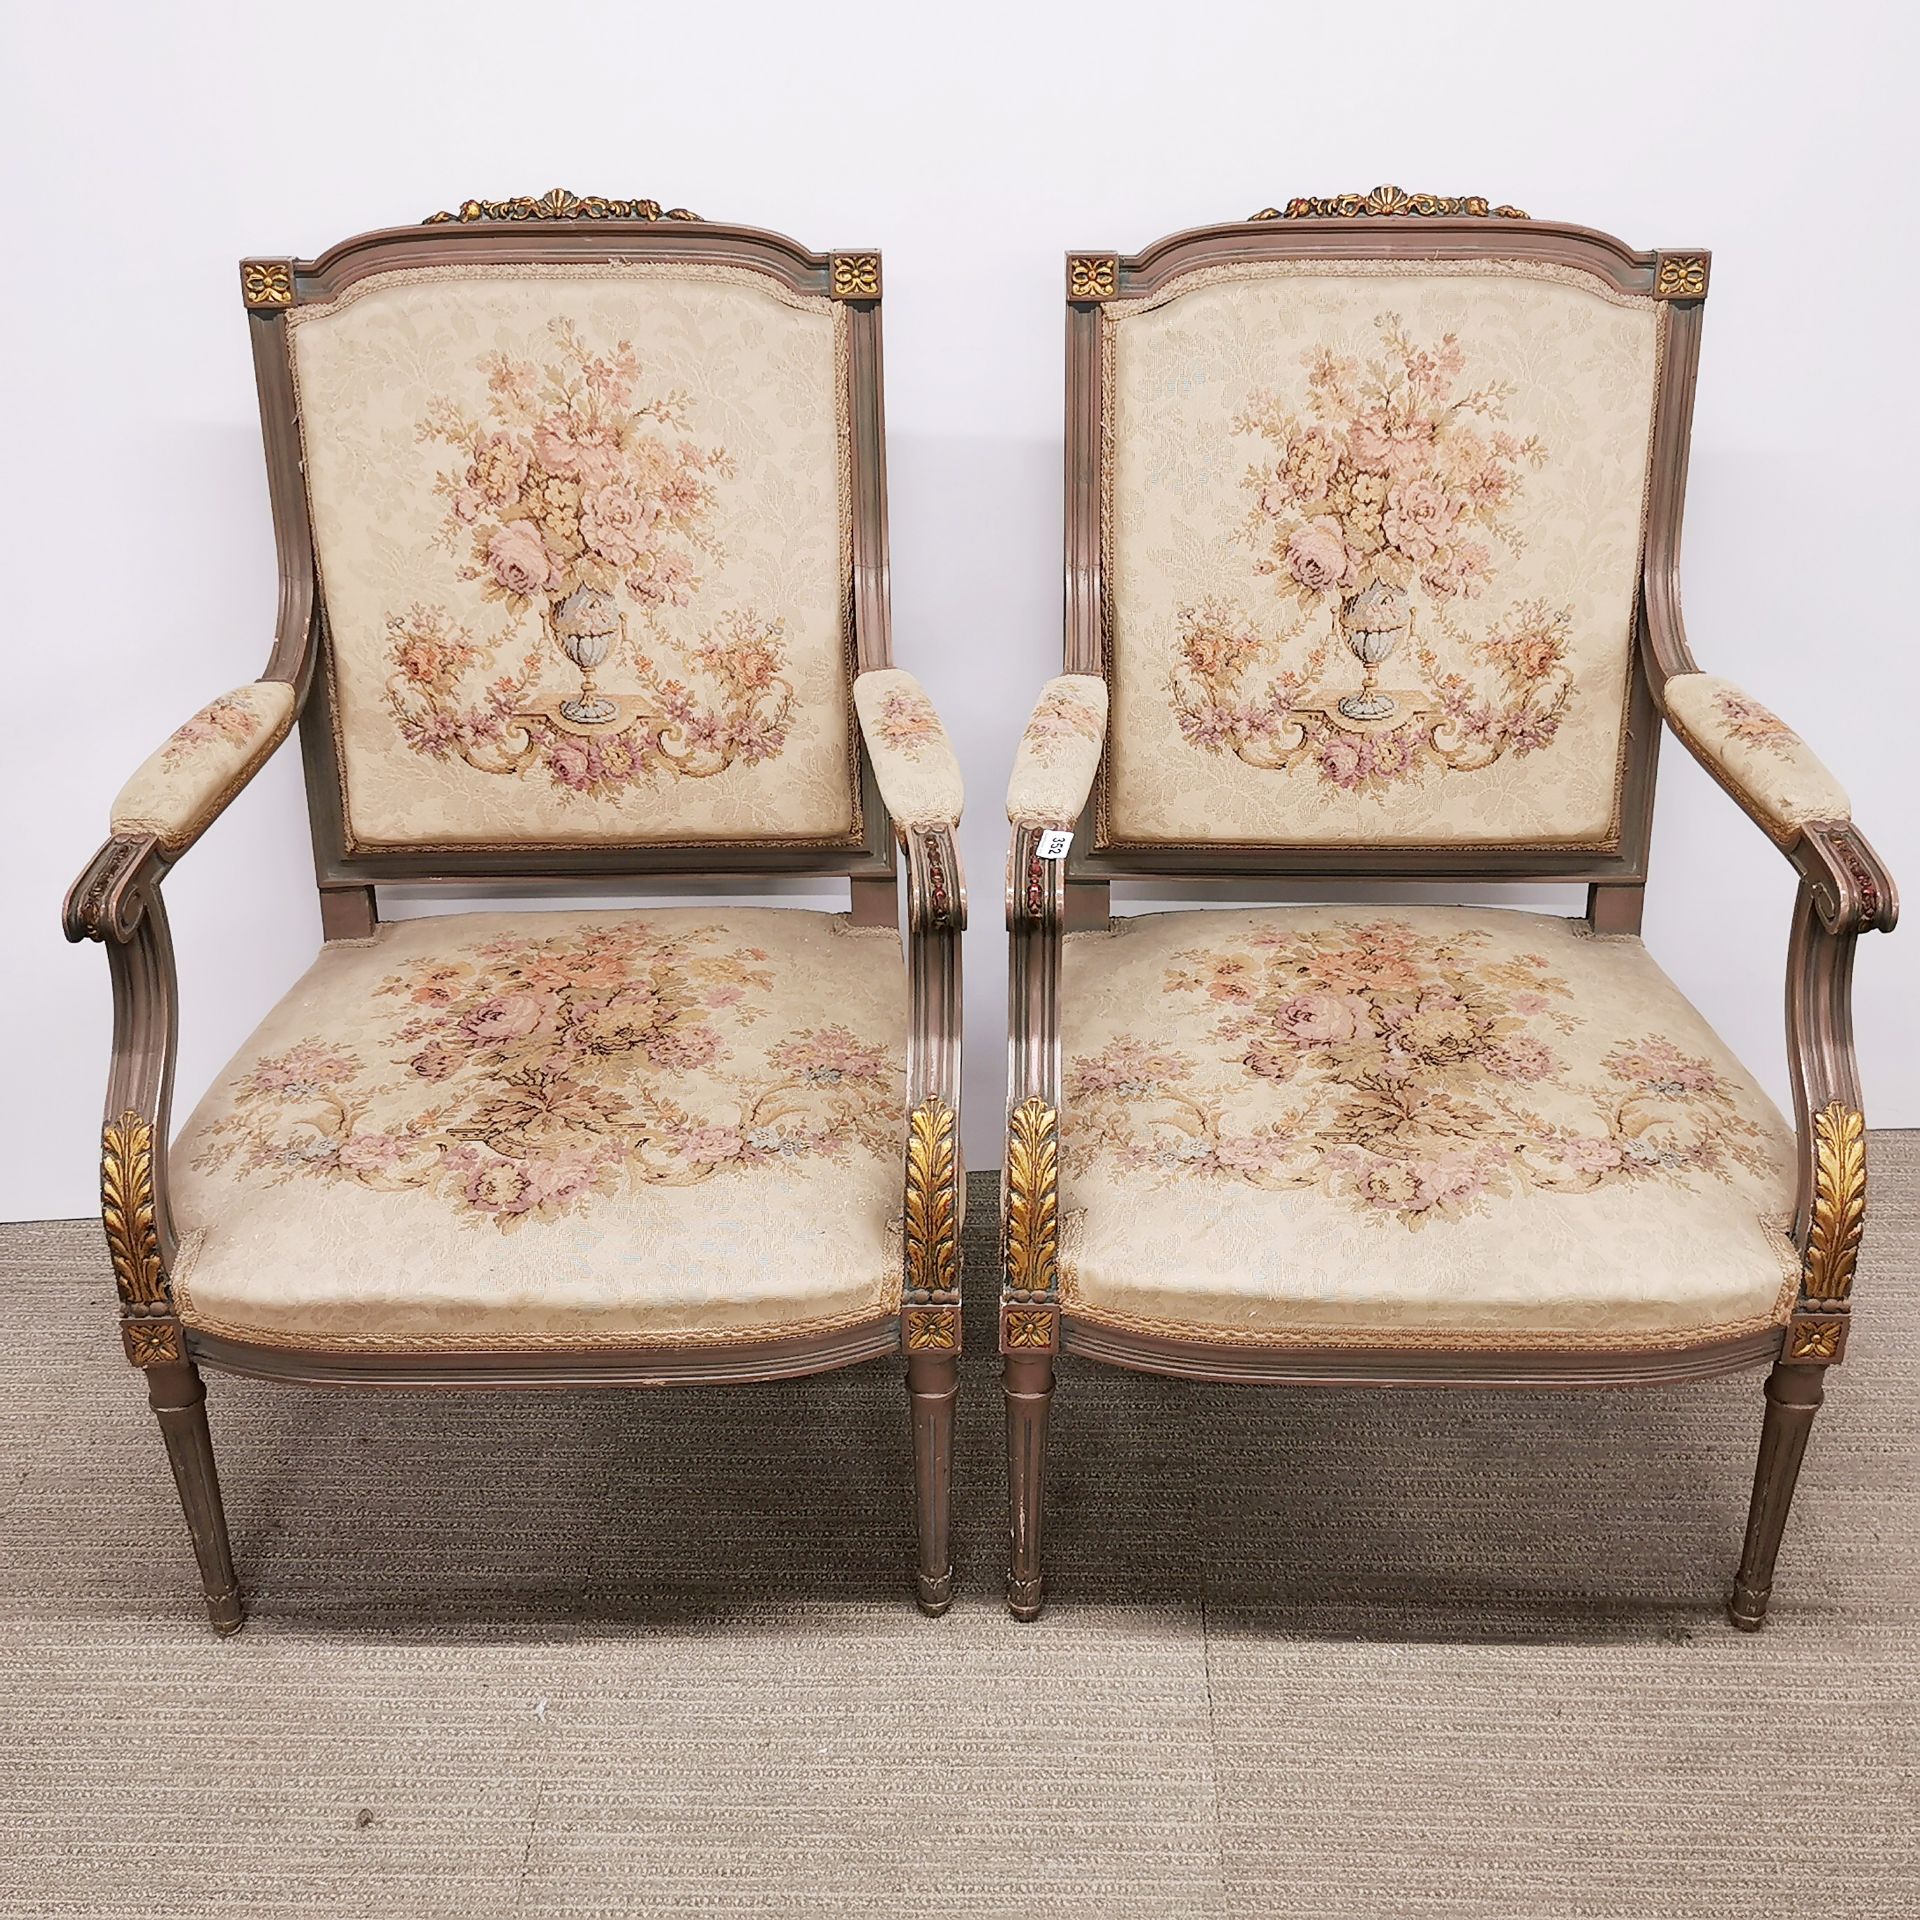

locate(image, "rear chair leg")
[[146, 1361, 244, 1635], [1004, 1353, 1054, 1620], [1729, 1360, 1826, 1631], [906, 1351, 957, 1615]]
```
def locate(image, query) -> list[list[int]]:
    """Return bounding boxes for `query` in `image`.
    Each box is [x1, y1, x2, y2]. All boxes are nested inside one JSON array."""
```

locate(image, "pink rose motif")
[[1382, 479, 1459, 563], [532, 412, 610, 481], [464, 1158, 533, 1216], [485, 520, 557, 599], [410, 1040, 466, 1083], [1483, 1036, 1558, 1083], [647, 1024, 722, 1071], [1316, 735, 1365, 789], [580, 483, 657, 570], [460, 991, 546, 1045], [1271, 992, 1360, 1049], [1285, 516, 1353, 595], [679, 1125, 746, 1166], [337, 1134, 403, 1174]]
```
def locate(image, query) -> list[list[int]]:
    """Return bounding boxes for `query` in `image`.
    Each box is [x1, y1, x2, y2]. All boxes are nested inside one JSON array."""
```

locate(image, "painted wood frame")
[[1001, 190, 1896, 1628], [64, 197, 965, 1630]]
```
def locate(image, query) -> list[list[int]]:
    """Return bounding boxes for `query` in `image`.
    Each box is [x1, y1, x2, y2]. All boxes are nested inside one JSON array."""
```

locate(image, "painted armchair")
[[1000, 190, 1895, 1626], [63, 195, 966, 1632]]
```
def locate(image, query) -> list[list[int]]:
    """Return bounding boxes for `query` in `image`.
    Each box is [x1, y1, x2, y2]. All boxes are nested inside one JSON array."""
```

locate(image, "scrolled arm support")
[[1639, 609, 1894, 1366], [61, 848, 188, 1369], [63, 670, 303, 1372], [997, 677, 1107, 1356]]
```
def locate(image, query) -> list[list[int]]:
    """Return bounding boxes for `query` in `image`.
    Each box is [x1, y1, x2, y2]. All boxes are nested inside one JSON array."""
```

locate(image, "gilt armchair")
[[1000, 190, 1895, 1625], [63, 195, 966, 1631]]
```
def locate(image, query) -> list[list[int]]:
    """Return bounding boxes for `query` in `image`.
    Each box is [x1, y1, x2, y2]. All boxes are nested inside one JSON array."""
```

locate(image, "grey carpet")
[[1, 1142, 1916, 1919]]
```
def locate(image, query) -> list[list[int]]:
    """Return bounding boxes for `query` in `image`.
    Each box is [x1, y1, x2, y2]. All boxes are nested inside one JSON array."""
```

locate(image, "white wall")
[[3, 0, 1915, 1220]]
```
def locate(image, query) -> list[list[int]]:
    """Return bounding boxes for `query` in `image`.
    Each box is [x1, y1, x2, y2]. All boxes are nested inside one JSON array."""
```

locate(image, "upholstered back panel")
[[288, 264, 855, 849], [1101, 261, 1661, 848]]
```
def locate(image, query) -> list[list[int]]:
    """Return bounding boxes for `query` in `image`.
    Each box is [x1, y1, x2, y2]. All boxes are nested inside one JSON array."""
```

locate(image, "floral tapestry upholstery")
[[168, 908, 907, 1349], [287, 265, 857, 850], [1662, 673, 1849, 841], [1059, 906, 1797, 1348], [1100, 262, 1661, 848], [852, 669, 964, 827], [1007, 675, 1108, 829], [110, 682, 296, 852]]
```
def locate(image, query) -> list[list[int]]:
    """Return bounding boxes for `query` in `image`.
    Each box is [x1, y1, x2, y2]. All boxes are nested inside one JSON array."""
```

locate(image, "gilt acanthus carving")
[[1252, 185, 1527, 221], [424, 190, 700, 225]]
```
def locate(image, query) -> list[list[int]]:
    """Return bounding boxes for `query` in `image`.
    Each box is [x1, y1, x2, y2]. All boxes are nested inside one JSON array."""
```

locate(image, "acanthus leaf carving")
[[904, 1097, 959, 1299], [1004, 1096, 1059, 1298]]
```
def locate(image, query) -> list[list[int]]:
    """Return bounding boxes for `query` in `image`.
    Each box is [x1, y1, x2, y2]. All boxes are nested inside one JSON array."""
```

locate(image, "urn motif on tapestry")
[[288, 266, 859, 849], [1101, 263, 1662, 847]]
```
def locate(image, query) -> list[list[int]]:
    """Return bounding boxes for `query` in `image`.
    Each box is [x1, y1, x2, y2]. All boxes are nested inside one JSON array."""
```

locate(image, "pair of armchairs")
[[66, 190, 1893, 1639]]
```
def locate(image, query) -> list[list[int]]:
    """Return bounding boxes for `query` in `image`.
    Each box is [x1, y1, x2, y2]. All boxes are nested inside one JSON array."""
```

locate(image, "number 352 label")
[[1035, 829, 1074, 860]]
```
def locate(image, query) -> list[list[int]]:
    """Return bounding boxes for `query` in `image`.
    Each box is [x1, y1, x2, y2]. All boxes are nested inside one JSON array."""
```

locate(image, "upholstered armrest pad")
[[110, 681, 297, 852], [852, 669, 964, 828], [1006, 675, 1108, 828], [1662, 673, 1849, 841]]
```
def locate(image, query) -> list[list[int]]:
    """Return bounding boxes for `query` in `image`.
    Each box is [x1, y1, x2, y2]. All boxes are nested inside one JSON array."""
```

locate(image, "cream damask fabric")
[[1101, 262, 1662, 848], [1059, 906, 1797, 1347], [111, 681, 296, 851], [852, 669, 964, 827], [288, 265, 857, 849], [1007, 675, 1108, 828], [1663, 673, 1849, 841], [169, 908, 907, 1349]]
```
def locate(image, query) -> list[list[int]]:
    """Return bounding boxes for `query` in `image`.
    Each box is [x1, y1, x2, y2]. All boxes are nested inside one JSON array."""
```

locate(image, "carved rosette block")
[[905, 1308, 960, 1353], [122, 1320, 183, 1368], [240, 260, 294, 310], [1067, 255, 1119, 302], [1789, 1101, 1866, 1365], [422, 190, 700, 225], [999, 1303, 1059, 1354], [830, 253, 882, 300], [1252, 185, 1528, 221], [1653, 253, 1710, 300]]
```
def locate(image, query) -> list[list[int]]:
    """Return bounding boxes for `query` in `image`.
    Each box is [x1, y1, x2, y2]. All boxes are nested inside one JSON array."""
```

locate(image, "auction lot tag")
[[1036, 829, 1074, 860]]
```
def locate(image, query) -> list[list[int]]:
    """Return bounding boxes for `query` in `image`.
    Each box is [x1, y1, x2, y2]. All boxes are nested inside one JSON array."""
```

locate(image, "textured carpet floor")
[[2, 1144, 1916, 1919]]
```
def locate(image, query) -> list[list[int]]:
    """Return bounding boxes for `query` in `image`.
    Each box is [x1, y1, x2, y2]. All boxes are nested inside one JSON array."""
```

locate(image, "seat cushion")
[[171, 909, 906, 1351], [1060, 907, 1798, 1350]]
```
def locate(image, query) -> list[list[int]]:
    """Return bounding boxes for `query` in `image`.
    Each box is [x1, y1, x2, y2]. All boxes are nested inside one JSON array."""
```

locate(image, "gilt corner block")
[[239, 259, 295, 310], [1653, 251, 1711, 301], [829, 252, 882, 301], [1789, 1101, 1866, 1364], [999, 1303, 1059, 1354], [905, 1308, 960, 1353], [1066, 254, 1119, 303]]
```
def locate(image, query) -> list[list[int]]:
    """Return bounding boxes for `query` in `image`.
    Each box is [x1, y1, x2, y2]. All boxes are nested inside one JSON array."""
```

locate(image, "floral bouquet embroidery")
[[383, 317, 797, 796], [1163, 316, 1581, 795], [1067, 920, 1775, 1227], [191, 922, 899, 1229]]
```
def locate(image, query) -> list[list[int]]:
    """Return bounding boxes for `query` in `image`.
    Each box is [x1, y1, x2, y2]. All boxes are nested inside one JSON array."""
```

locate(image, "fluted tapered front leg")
[[1729, 1361, 1826, 1630], [147, 1361, 243, 1635], [1004, 1352, 1054, 1620], [906, 1351, 957, 1614]]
